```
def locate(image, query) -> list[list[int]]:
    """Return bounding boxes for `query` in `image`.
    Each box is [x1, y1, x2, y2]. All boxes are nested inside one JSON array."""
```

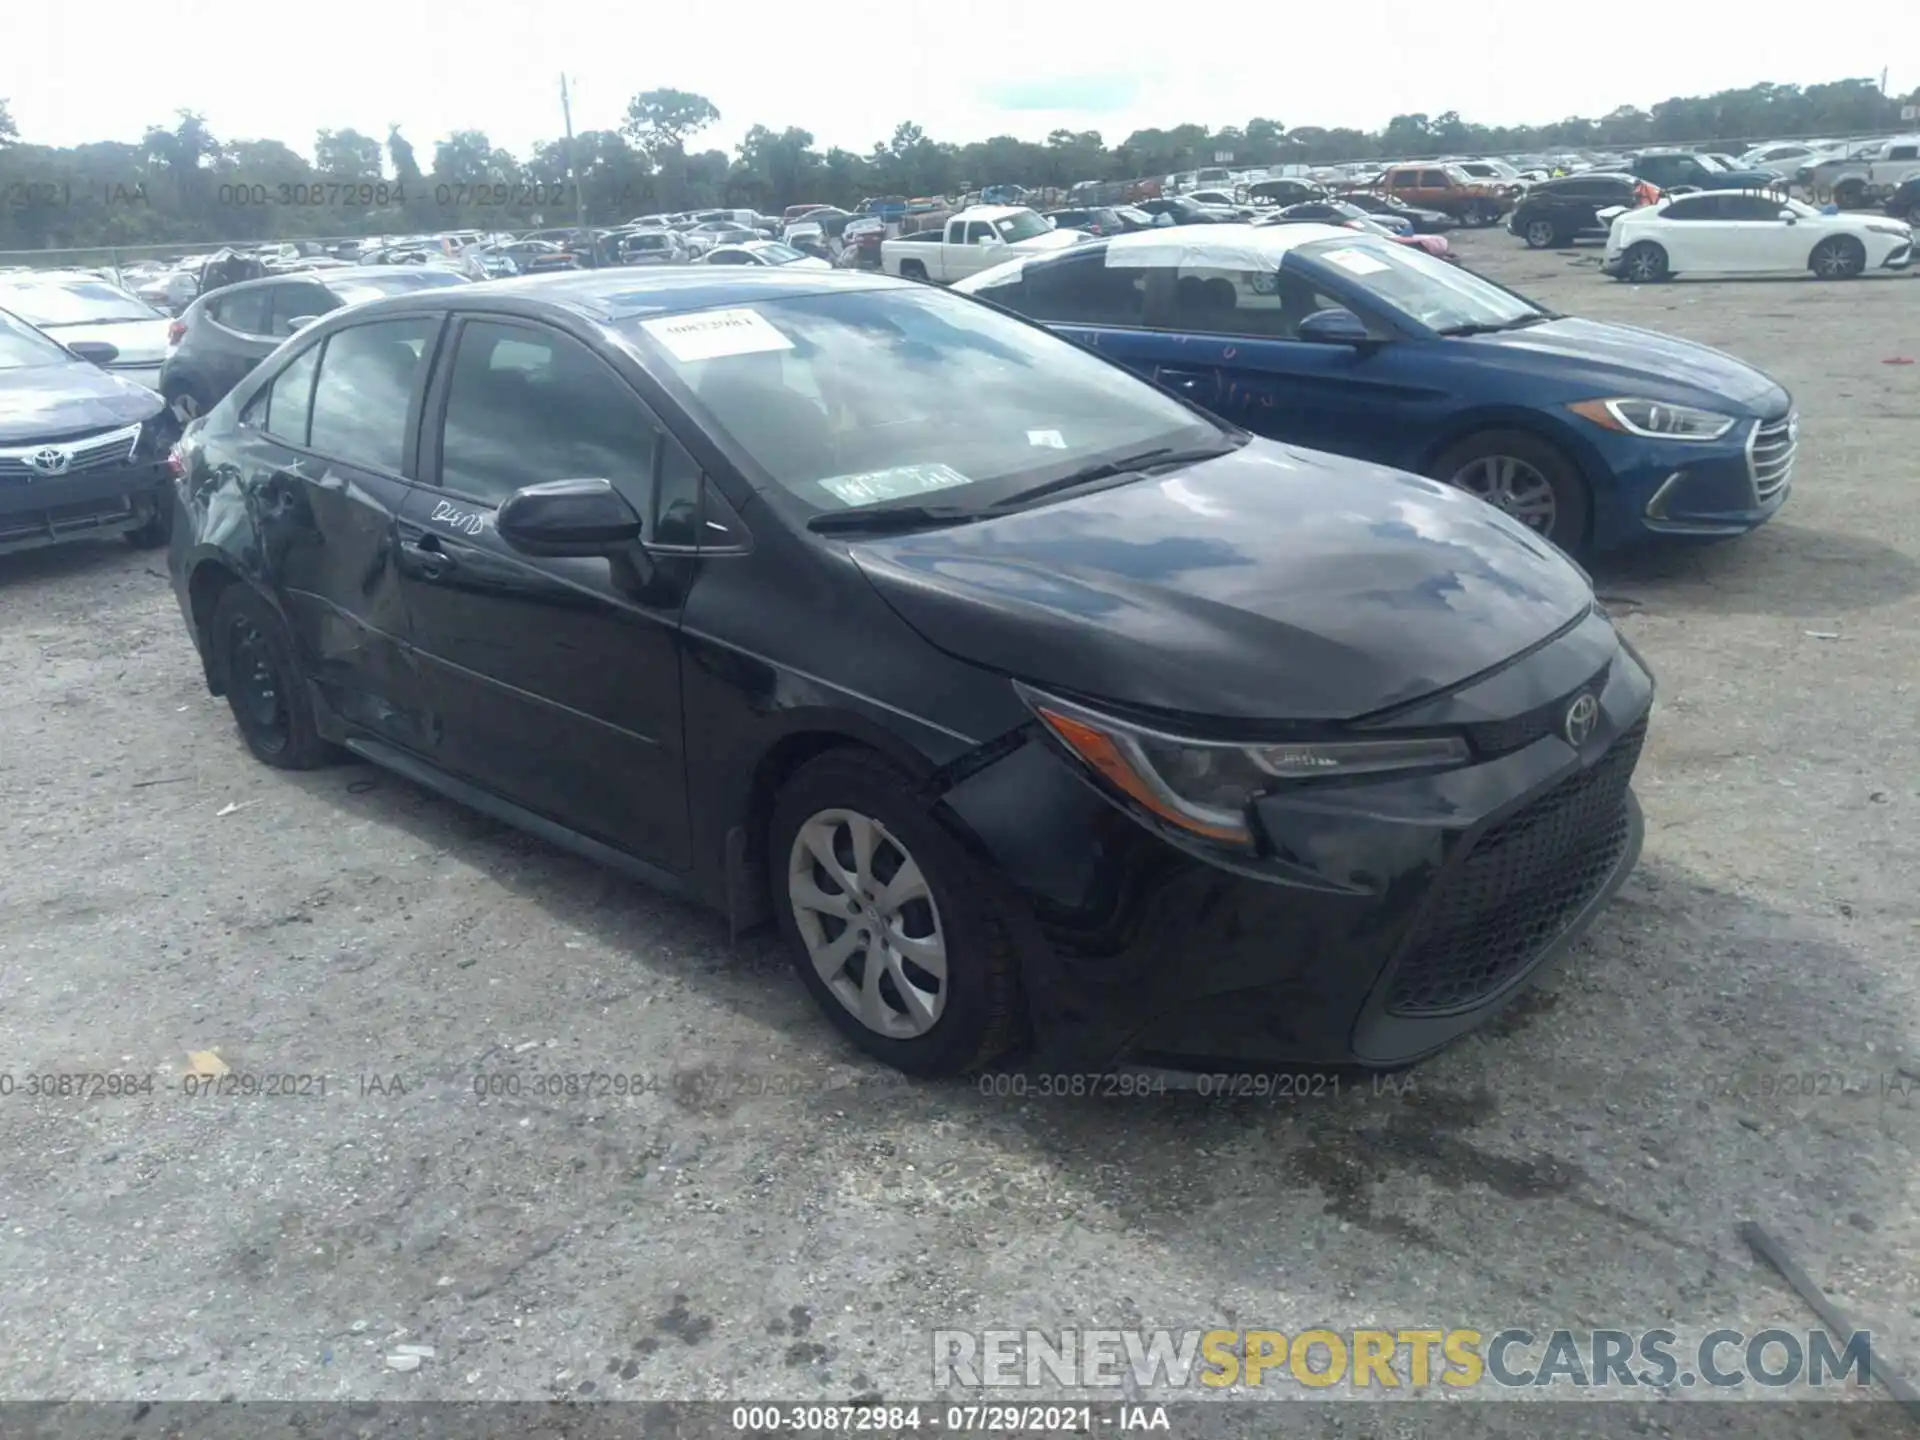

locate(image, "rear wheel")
[[770, 749, 1023, 1076], [897, 259, 928, 282], [1618, 241, 1670, 283], [1809, 234, 1866, 280], [1431, 429, 1589, 553], [210, 585, 334, 770]]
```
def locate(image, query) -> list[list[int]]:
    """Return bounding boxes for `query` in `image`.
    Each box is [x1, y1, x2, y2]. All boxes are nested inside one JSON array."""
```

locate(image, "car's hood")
[[1455, 316, 1786, 411], [847, 439, 1594, 722], [35, 317, 171, 367], [0, 361, 167, 443], [1713, 169, 1784, 188], [1011, 229, 1088, 253]]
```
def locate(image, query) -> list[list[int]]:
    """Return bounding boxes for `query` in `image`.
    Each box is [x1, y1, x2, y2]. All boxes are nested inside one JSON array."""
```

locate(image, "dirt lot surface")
[[1, 229, 1916, 1421]]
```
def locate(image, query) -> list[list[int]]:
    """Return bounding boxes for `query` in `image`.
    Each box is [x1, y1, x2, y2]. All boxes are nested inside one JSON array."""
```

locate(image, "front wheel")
[[1809, 235, 1866, 280], [770, 749, 1023, 1076], [1431, 429, 1589, 554], [1618, 241, 1670, 283], [210, 584, 335, 770], [1522, 217, 1560, 249]]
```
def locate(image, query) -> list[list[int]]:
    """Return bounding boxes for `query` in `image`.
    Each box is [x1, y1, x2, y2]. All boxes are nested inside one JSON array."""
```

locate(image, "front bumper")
[[0, 457, 171, 556], [939, 612, 1655, 1071], [1880, 242, 1913, 271], [1585, 410, 1795, 549]]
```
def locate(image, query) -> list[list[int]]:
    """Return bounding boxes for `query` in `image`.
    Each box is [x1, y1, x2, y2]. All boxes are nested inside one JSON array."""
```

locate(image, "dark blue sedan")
[[957, 223, 1796, 554]]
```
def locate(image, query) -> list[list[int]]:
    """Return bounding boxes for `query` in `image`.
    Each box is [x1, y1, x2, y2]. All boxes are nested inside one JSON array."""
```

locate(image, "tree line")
[[0, 77, 1910, 253]]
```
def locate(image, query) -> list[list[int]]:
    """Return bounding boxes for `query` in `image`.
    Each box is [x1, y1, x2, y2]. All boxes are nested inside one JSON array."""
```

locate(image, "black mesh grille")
[[1384, 719, 1646, 1016]]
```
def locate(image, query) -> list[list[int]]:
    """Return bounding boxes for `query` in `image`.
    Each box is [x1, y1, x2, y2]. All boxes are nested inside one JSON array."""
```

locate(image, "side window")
[[1890, 146, 1919, 162], [259, 343, 320, 444], [1663, 195, 1722, 221], [307, 316, 438, 474], [436, 319, 660, 510], [266, 283, 337, 338], [1723, 194, 1784, 221], [1019, 246, 1145, 328], [209, 287, 270, 337], [965, 222, 994, 243], [1418, 170, 1449, 188], [1144, 264, 1338, 340]]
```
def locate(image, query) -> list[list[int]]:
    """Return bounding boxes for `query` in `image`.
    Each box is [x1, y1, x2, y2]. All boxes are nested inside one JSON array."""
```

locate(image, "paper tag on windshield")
[[819, 463, 974, 507], [639, 307, 793, 362], [1320, 247, 1390, 275], [1026, 429, 1067, 449]]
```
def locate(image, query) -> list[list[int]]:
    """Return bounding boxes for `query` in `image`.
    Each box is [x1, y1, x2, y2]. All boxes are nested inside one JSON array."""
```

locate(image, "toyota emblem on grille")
[[26, 446, 71, 478], [1563, 693, 1599, 747]]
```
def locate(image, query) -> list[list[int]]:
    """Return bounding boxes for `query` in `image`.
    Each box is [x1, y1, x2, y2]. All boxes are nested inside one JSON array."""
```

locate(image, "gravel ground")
[[0, 228, 1916, 1420]]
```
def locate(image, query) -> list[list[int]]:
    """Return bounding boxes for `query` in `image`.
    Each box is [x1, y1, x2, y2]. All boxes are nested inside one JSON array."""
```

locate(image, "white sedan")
[[695, 240, 830, 270], [1603, 194, 1913, 282]]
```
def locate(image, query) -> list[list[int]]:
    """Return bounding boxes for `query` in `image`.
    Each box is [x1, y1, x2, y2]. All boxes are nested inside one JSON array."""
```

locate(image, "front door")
[[397, 316, 695, 870]]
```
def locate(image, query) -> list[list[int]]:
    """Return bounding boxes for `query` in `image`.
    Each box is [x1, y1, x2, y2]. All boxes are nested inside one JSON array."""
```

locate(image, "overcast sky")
[[6, 1, 1913, 161]]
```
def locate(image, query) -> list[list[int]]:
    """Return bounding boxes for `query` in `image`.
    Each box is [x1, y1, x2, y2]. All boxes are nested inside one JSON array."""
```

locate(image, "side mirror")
[[67, 340, 120, 366], [497, 478, 645, 557], [1778, 210, 1797, 224], [285, 315, 320, 332], [1296, 307, 1373, 346]]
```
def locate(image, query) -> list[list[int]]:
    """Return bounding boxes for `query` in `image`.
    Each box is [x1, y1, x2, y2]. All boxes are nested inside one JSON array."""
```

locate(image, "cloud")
[[977, 73, 1144, 114]]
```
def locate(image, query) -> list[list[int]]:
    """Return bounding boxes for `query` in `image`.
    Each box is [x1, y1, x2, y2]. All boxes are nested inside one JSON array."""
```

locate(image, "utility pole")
[[560, 74, 593, 262]]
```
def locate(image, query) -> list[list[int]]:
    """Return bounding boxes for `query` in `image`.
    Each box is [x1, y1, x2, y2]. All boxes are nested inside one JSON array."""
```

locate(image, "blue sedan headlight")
[[1568, 397, 1737, 442]]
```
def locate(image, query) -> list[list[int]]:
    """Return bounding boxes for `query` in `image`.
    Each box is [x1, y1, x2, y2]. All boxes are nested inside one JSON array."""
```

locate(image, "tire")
[[1430, 429, 1589, 554], [1521, 217, 1560, 249], [1905, 199, 1920, 226], [1832, 181, 1865, 211], [1618, 241, 1670, 283], [209, 584, 334, 770], [1809, 234, 1866, 280], [769, 748, 1023, 1076], [897, 260, 928, 282], [123, 490, 173, 549]]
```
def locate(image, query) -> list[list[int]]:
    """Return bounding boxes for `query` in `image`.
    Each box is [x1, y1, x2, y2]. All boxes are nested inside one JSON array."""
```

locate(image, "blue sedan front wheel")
[[1433, 429, 1589, 552]]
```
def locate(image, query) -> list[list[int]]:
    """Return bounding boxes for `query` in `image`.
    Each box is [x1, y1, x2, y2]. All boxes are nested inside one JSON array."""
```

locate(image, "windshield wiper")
[[984, 441, 1244, 514], [806, 504, 977, 535], [1435, 314, 1554, 337]]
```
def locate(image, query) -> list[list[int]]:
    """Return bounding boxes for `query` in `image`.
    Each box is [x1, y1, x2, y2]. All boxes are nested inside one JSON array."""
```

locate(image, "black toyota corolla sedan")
[[0, 306, 175, 557], [165, 267, 1653, 1076]]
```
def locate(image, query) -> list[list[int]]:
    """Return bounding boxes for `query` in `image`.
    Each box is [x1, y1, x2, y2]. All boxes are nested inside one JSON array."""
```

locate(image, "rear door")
[[395, 316, 695, 868], [197, 284, 283, 400], [1653, 193, 1731, 270], [236, 313, 443, 750]]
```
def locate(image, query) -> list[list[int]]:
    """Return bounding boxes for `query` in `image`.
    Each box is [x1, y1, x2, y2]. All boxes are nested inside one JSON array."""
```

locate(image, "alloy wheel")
[[227, 618, 289, 755], [1448, 455, 1558, 534], [788, 808, 947, 1039], [1525, 220, 1555, 248], [1812, 240, 1862, 278]]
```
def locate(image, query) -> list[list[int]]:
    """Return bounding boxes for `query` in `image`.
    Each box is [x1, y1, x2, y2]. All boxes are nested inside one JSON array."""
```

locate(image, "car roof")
[[1093, 221, 1357, 264], [328, 266, 912, 324]]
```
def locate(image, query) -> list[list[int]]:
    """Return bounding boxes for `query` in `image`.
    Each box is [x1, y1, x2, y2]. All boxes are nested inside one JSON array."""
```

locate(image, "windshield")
[[0, 308, 74, 370], [1298, 237, 1543, 331], [993, 211, 1050, 242], [1777, 197, 1821, 219], [1696, 154, 1732, 172], [0, 280, 161, 328], [622, 287, 1224, 516], [1442, 166, 1477, 185]]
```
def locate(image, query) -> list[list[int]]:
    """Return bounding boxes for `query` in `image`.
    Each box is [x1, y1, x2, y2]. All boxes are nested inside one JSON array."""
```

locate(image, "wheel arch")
[[1416, 409, 1608, 543]]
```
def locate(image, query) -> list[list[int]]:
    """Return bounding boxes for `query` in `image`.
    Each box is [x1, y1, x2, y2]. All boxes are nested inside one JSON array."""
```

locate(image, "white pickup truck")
[[881, 205, 1085, 283]]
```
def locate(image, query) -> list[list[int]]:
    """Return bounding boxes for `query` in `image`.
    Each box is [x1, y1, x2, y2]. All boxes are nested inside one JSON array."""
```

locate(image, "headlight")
[[1568, 397, 1736, 442], [1016, 683, 1471, 849]]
